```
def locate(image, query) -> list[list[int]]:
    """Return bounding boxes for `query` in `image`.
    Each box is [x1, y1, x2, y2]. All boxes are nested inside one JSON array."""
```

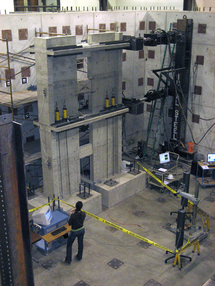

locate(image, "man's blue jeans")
[[65, 228, 85, 262]]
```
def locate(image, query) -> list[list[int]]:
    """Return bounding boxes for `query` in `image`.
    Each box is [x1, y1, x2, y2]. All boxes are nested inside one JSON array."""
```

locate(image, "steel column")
[[0, 114, 34, 286], [172, 17, 193, 142]]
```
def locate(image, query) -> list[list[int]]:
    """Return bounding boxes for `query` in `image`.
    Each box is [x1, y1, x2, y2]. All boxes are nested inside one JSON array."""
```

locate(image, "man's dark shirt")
[[68, 211, 86, 230]]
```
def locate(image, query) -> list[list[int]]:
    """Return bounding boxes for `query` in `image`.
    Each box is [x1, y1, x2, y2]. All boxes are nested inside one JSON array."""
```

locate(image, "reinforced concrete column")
[[107, 116, 122, 176], [113, 115, 122, 174]]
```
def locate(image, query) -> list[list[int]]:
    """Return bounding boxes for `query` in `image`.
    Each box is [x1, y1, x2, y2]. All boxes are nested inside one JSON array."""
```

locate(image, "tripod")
[[165, 209, 192, 269]]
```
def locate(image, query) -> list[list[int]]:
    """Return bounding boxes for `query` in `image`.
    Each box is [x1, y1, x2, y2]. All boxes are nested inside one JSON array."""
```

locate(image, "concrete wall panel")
[[69, 12, 94, 43], [93, 11, 119, 32], [0, 14, 39, 92], [191, 12, 215, 46], [122, 50, 142, 98], [135, 11, 148, 37], [191, 45, 214, 105], [0, 14, 41, 53], [146, 11, 167, 32], [88, 49, 122, 111], [40, 13, 71, 35], [112, 11, 136, 35], [186, 106, 215, 151]]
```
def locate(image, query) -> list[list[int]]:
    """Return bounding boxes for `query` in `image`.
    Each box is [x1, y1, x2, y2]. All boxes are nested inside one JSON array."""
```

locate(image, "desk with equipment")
[[42, 223, 71, 244], [148, 152, 178, 192], [197, 161, 215, 187], [32, 207, 70, 254]]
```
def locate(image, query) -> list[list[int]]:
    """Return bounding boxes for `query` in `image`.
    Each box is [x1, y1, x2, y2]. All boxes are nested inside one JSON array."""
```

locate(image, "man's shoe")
[[62, 260, 71, 265], [75, 256, 81, 262]]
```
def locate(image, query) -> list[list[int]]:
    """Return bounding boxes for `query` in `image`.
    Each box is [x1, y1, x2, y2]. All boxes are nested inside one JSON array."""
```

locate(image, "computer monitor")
[[32, 206, 52, 226], [159, 152, 170, 164], [208, 153, 215, 163]]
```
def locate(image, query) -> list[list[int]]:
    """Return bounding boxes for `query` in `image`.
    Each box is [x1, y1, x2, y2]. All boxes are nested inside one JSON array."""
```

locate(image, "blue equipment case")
[[36, 209, 69, 254]]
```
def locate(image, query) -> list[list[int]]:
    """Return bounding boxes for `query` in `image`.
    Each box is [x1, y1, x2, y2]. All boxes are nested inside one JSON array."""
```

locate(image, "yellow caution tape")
[[57, 199, 76, 209], [179, 237, 199, 254], [28, 198, 55, 213], [29, 162, 208, 255], [57, 198, 174, 254]]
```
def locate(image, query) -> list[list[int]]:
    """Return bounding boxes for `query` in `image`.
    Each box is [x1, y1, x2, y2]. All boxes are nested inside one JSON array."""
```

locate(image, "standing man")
[[64, 201, 86, 264]]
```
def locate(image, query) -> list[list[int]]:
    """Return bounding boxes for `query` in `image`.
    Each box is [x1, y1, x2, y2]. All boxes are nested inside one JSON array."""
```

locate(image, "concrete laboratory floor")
[[31, 172, 215, 286]]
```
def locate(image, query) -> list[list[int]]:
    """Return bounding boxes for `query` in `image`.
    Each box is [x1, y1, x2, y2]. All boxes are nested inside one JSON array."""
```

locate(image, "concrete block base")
[[28, 190, 102, 221], [94, 171, 146, 208]]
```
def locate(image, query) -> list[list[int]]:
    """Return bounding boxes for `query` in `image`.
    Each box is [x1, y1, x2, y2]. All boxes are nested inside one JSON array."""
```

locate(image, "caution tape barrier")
[[28, 198, 55, 212], [28, 162, 209, 256], [57, 198, 174, 254], [28, 197, 174, 253]]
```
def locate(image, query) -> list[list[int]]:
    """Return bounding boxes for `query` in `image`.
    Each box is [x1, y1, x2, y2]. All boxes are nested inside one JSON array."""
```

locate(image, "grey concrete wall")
[[88, 49, 122, 113], [0, 10, 215, 158], [0, 14, 40, 92]]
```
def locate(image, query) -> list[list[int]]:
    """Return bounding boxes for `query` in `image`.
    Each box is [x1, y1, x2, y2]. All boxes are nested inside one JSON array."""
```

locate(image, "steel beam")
[[34, 107, 129, 133]]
